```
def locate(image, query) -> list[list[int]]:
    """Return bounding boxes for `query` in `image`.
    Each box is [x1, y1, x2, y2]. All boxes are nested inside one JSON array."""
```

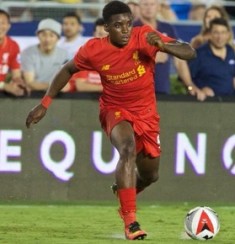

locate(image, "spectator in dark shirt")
[[190, 5, 234, 50], [188, 18, 235, 98]]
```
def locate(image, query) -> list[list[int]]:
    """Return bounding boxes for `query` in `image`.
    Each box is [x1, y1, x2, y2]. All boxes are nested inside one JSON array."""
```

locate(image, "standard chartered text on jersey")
[[106, 65, 146, 84]]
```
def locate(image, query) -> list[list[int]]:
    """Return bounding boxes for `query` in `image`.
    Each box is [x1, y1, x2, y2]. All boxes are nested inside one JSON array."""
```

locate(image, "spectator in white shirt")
[[58, 12, 89, 59], [21, 18, 69, 91]]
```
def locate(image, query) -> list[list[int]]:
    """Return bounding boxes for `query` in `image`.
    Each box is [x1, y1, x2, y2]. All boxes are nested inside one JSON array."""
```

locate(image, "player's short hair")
[[0, 9, 10, 23], [63, 12, 81, 24], [208, 18, 230, 32], [102, 1, 131, 23]]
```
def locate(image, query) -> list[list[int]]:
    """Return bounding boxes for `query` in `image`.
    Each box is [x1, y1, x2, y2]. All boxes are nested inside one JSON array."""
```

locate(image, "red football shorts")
[[99, 106, 161, 158]]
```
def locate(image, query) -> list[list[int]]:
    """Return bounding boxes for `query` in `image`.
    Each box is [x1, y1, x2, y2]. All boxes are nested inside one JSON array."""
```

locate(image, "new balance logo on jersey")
[[102, 64, 110, 71]]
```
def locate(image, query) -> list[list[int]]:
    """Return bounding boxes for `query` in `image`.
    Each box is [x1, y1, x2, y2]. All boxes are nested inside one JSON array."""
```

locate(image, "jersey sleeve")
[[138, 25, 176, 57], [73, 41, 94, 71], [9, 41, 20, 70]]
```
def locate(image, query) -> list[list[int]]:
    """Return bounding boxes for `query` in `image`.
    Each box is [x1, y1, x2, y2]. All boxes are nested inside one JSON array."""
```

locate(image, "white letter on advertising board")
[[222, 134, 235, 175], [0, 130, 22, 172], [175, 133, 207, 174], [40, 130, 75, 181]]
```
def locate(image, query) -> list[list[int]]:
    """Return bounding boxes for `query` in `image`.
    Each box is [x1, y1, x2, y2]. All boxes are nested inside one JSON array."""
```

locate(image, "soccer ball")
[[184, 206, 220, 240]]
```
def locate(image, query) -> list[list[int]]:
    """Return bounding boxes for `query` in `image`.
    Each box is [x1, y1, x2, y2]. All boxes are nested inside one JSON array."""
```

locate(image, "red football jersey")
[[0, 36, 20, 83], [74, 25, 175, 112]]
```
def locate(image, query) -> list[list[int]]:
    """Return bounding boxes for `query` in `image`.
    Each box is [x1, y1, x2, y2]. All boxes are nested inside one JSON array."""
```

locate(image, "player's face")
[[37, 30, 59, 53], [62, 17, 82, 39], [0, 14, 10, 41], [209, 24, 230, 49], [105, 13, 133, 48], [139, 0, 158, 21]]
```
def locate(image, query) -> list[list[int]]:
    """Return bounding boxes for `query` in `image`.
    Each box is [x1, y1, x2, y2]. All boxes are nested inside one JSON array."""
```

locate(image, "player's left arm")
[[146, 32, 196, 60]]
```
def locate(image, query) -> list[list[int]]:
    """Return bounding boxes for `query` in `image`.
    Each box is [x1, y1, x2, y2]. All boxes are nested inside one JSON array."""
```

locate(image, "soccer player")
[[26, 1, 196, 240]]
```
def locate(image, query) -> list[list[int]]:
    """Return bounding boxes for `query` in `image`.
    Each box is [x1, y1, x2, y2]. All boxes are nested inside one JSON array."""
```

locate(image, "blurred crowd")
[[7, 0, 235, 22], [0, 0, 235, 101]]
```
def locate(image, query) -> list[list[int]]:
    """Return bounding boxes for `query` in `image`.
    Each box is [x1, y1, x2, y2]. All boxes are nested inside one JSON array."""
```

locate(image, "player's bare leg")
[[135, 153, 160, 194], [111, 121, 136, 189], [111, 154, 160, 194], [110, 121, 147, 240]]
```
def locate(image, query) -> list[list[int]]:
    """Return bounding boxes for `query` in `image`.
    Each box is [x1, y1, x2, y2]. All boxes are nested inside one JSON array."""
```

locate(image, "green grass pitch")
[[0, 202, 234, 244]]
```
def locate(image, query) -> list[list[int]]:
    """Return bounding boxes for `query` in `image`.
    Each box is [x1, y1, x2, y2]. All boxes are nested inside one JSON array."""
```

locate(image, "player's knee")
[[119, 138, 136, 160]]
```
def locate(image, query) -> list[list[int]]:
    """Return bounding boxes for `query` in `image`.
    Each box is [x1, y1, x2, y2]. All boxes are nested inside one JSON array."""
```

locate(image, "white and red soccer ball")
[[184, 206, 220, 240]]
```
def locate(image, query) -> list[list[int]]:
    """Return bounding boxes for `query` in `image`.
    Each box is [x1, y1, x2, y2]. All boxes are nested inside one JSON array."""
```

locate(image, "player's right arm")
[[146, 32, 196, 60], [26, 60, 79, 128]]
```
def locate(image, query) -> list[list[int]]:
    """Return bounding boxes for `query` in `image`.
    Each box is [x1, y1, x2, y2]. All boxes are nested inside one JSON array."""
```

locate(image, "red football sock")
[[118, 188, 136, 227]]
